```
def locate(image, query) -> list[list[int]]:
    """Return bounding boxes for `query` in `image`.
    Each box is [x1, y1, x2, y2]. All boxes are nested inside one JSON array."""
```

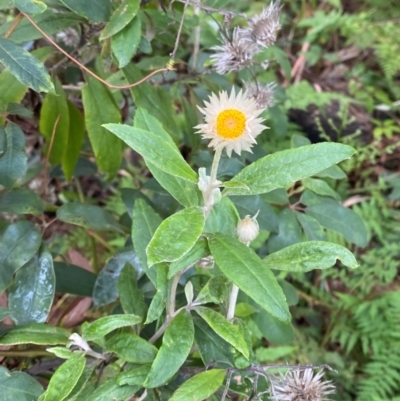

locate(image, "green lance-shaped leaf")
[[145, 264, 168, 324], [0, 220, 41, 293], [0, 189, 44, 215], [207, 233, 290, 322], [146, 207, 205, 266], [85, 378, 139, 401], [224, 143, 356, 196], [39, 77, 69, 165], [263, 241, 358, 272], [59, 0, 111, 22], [0, 366, 44, 401], [54, 262, 96, 297], [169, 369, 226, 401], [104, 123, 197, 183], [14, 0, 47, 15], [296, 212, 326, 241], [100, 0, 140, 40], [302, 177, 341, 200], [82, 74, 122, 177], [106, 333, 158, 364], [43, 355, 86, 401], [195, 306, 249, 359], [144, 309, 194, 388], [0, 323, 70, 346], [117, 365, 151, 386], [0, 38, 54, 93], [8, 247, 55, 325], [0, 123, 27, 189], [57, 203, 122, 232]]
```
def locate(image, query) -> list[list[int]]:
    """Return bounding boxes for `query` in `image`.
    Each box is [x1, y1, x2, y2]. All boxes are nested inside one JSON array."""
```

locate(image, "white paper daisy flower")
[[195, 88, 267, 157]]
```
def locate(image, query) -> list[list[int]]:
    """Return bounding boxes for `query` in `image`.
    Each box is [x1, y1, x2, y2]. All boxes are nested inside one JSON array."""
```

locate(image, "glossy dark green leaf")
[[54, 262, 96, 297], [0, 366, 43, 401], [231, 195, 279, 232], [57, 203, 122, 232], [224, 143, 356, 196], [8, 248, 55, 325], [306, 200, 369, 247], [0, 189, 43, 215], [145, 264, 168, 324], [204, 197, 239, 236], [144, 309, 194, 388], [118, 263, 145, 319], [303, 177, 340, 200], [0, 38, 54, 93], [93, 249, 143, 308], [44, 355, 86, 401], [267, 209, 302, 254], [106, 333, 158, 364], [117, 365, 151, 386], [0, 220, 41, 292], [14, 0, 46, 14], [169, 369, 225, 401], [0, 323, 69, 345], [111, 16, 141, 68], [263, 241, 358, 271], [195, 275, 230, 305], [59, 0, 110, 22], [82, 314, 142, 342], [195, 306, 249, 359], [207, 233, 290, 322], [296, 212, 326, 241], [146, 207, 205, 266], [100, 0, 140, 40], [82, 74, 122, 177], [168, 237, 209, 278], [0, 123, 27, 189], [62, 100, 85, 181]]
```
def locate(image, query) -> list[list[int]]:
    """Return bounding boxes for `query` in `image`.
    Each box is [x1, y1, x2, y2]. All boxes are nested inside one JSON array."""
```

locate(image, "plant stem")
[[227, 284, 239, 321], [204, 147, 222, 218], [210, 147, 222, 184], [167, 272, 182, 317]]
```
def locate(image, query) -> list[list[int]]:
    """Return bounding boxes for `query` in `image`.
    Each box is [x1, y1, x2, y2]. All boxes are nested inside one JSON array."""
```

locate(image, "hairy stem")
[[227, 284, 239, 321]]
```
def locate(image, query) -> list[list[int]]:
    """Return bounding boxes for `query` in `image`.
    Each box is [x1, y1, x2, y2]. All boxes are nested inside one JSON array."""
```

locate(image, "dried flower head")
[[56, 27, 80, 48], [195, 88, 267, 157], [210, 28, 260, 74], [239, 1, 281, 48], [268, 368, 335, 401], [244, 81, 276, 109], [237, 212, 260, 244]]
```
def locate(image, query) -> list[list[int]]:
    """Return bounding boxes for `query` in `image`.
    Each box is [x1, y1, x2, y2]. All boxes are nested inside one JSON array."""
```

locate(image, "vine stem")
[[3, 13, 24, 39]]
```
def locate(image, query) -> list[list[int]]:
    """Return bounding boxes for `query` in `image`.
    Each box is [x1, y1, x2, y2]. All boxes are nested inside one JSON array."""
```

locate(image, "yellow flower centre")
[[216, 109, 246, 139]]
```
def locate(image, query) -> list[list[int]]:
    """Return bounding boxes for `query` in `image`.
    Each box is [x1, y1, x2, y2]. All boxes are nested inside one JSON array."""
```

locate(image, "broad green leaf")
[[267, 209, 302, 254], [8, 247, 55, 325], [195, 275, 230, 305], [256, 345, 298, 362], [100, 0, 140, 40], [224, 143, 356, 196], [0, 307, 10, 321], [117, 365, 151, 386], [60, 0, 110, 22], [0, 189, 43, 215], [168, 237, 209, 278], [46, 346, 74, 359], [0, 38, 54, 93], [118, 263, 145, 319], [82, 74, 122, 177], [39, 77, 69, 164], [111, 17, 141, 68], [169, 369, 225, 401], [263, 241, 358, 271], [253, 309, 294, 345], [54, 262, 96, 297], [57, 203, 122, 232], [0, 220, 41, 292], [14, 0, 46, 15], [82, 314, 142, 342], [0, 366, 43, 401], [132, 199, 161, 285], [0, 70, 26, 121], [106, 333, 158, 364], [123, 64, 180, 139], [303, 177, 340, 200], [44, 355, 86, 401], [93, 249, 143, 309], [235, 303, 257, 317], [231, 195, 279, 232], [204, 196, 239, 236], [103, 123, 197, 183], [279, 280, 299, 306], [0, 323, 69, 345], [296, 212, 326, 241], [315, 164, 346, 179], [0, 123, 27, 189], [66, 362, 98, 401], [144, 309, 194, 388], [62, 100, 85, 181], [291, 133, 311, 148], [207, 233, 290, 321], [261, 188, 288, 205], [145, 264, 168, 324], [306, 200, 369, 247], [300, 189, 325, 206], [85, 378, 138, 401], [146, 207, 205, 266], [195, 306, 249, 359]]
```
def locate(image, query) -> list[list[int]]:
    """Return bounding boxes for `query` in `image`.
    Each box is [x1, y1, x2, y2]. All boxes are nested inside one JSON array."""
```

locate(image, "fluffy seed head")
[[244, 81, 276, 109], [237, 212, 260, 244]]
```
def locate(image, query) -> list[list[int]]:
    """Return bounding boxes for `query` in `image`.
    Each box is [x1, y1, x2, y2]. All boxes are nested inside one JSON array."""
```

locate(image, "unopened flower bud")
[[236, 212, 260, 244]]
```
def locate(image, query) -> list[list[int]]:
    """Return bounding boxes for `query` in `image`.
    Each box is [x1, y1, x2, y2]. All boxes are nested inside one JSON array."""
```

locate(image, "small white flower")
[[195, 88, 267, 157], [210, 28, 260, 74], [237, 212, 260, 244], [244, 81, 277, 109]]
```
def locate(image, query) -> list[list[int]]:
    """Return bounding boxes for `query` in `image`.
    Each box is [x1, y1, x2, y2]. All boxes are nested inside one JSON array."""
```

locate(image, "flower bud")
[[236, 212, 260, 244]]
